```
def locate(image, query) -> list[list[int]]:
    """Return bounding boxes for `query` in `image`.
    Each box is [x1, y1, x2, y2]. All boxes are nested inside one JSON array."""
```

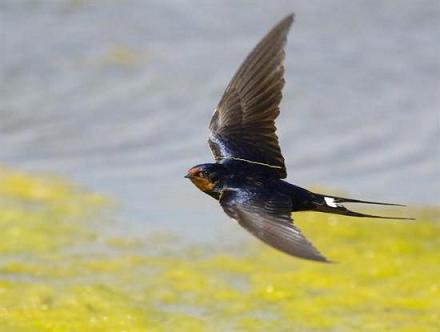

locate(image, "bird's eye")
[[199, 171, 208, 178]]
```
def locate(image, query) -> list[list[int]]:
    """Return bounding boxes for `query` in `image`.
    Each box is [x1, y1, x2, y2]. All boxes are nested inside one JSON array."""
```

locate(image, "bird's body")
[[188, 160, 312, 209], [185, 14, 411, 262]]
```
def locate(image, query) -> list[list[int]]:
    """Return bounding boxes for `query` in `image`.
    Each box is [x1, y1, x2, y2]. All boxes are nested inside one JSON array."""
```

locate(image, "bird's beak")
[[185, 167, 199, 179]]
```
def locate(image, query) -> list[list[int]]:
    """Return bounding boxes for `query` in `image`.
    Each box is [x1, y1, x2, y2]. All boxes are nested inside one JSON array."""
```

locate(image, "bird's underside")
[[186, 14, 413, 263]]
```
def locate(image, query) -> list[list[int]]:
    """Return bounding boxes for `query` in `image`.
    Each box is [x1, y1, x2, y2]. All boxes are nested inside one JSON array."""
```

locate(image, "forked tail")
[[312, 193, 414, 220]]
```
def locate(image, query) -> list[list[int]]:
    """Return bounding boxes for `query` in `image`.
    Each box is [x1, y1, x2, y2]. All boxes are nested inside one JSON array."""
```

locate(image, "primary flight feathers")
[[209, 14, 294, 178]]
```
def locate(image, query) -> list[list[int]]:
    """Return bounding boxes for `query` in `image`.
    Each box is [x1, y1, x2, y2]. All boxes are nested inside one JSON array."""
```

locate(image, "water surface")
[[1, 1, 439, 238]]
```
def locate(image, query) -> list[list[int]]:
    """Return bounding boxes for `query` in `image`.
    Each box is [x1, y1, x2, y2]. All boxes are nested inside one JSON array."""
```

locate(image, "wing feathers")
[[236, 208, 328, 262], [208, 14, 294, 178], [220, 189, 329, 262]]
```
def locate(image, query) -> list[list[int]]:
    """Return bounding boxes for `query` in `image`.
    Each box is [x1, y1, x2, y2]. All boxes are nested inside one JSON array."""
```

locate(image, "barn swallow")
[[185, 14, 412, 262]]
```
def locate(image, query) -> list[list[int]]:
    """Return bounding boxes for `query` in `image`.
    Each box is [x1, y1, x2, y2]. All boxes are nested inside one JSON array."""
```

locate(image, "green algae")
[[0, 166, 439, 331]]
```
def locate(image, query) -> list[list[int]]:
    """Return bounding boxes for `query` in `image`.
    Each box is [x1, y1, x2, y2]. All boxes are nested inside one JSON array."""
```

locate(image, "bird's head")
[[185, 163, 225, 199]]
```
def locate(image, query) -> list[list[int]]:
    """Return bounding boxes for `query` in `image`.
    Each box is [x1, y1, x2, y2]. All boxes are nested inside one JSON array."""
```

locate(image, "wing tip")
[[267, 13, 295, 41], [281, 13, 295, 23], [313, 256, 333, 264], [297, 253, 333, 263], [295, 247, 331, 263], [277, 13, 295, 34]]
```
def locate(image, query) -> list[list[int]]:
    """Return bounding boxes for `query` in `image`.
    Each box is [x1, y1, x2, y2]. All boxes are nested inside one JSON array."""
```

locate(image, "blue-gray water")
[[1, 1, 439, 239]]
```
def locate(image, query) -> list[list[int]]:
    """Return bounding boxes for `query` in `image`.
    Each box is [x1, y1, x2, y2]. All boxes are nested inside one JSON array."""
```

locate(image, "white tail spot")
[[324, 197, 337, 208]]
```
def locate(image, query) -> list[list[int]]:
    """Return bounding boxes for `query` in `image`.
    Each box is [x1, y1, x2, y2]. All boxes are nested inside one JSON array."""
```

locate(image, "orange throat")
[[190, 177, 215, 193]]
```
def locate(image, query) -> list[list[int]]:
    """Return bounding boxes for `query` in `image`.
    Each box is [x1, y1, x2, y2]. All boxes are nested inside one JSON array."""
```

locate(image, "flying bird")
[[185, 14, 412, 262]]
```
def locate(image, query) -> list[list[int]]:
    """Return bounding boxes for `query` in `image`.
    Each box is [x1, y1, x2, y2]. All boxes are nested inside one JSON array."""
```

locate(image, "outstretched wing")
[[208, 14, 294, 179], [220, 189, 329, 262]]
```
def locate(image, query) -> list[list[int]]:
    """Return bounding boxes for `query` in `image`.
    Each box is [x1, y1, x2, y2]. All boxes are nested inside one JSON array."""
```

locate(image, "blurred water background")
[[1, 0, 439, 241]]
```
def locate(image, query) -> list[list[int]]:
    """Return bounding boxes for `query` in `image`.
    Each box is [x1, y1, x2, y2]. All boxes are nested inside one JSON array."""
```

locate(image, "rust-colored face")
[[185, 167, 215, 193]]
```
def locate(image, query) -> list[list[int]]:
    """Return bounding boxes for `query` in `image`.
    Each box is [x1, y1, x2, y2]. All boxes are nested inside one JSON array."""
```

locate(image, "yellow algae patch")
[[0, 165, 439, 331], [0, 167, 106, 253]]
